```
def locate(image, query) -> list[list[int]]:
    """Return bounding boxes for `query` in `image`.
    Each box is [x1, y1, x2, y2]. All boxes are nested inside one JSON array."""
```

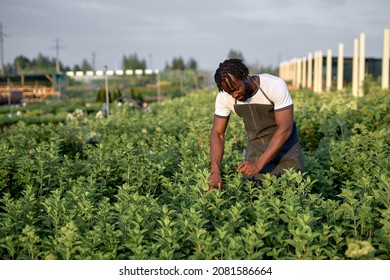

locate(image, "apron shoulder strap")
[[259, 86, 275, 107]]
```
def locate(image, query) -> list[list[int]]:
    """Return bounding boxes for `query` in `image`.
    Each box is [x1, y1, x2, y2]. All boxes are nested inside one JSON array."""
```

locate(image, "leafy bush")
[[0, 88, 389, 260]]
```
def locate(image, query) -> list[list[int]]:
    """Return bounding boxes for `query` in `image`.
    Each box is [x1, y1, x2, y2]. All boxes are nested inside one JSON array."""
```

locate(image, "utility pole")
[[156, 70, 161, 103], [52, 38, 64, 73], [92, 51, 96, 71], [0, 23, 9, 76], [104, 65, 110, 117], [148, 53, 153, 70]]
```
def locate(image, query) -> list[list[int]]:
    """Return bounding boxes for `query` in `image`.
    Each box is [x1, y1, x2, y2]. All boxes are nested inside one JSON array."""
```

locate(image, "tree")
[[112, 87, 122, 101], [96, 87, 105, 102], [122, 53, 147, 70], [171, 57, 185, 70], [14, 55, 32, 72], [96, 87, 111, 103], [3, 62, 14, 75], [72, 64, 81, 72], [81, 59, 92, 72], [227, 49, 245, 61], [186, 58, 198, 71], [32, 53, 55, 71]]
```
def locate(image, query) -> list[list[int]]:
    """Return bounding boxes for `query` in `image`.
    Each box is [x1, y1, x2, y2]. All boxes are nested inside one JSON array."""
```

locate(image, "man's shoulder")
[[216, 90, 232, 102], [215, 90, 234, 117], [260, 74, 288, 93], [260, 73, 285, 84]]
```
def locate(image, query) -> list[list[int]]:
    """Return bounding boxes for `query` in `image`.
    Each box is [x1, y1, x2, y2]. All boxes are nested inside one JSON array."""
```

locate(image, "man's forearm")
[[210, 133, 224, 174]]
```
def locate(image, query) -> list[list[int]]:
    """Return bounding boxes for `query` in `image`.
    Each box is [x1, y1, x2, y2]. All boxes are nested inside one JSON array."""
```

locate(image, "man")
[[209, 59, 304, 191]]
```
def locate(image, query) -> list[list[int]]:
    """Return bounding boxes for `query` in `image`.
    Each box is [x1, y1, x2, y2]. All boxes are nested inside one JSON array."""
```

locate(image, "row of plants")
[[0, 87, 389, 259], [66, 69, 207, 102], [0, 102, 102, 128]]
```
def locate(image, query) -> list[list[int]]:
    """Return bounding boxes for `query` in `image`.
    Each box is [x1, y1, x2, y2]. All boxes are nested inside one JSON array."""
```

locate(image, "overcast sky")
[[1, 0, 389, 71]]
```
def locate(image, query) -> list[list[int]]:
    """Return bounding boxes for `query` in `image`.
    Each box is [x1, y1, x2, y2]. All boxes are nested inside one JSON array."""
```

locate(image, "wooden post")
[[284, 61, 289, 84], [358, 32, 365, 97], [313, 52, 318, 92], [292, 58, 297, 88], [296, 58, 302, 89], [278, 61, 283, 79], [307, 53, 313, 89], [326, 49, 332, 91], [302, 57, 307, 88], [382, 28, 389, 90], [285, 61, 290, 81], [337, 43, 344, 91], [352, 38, 359, 97], [290, 59, 294, 84], [318, 51, 323, 93]]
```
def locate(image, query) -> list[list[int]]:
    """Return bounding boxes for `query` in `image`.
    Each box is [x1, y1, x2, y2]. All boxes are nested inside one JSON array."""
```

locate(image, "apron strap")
[[259, 86, 274, 106]]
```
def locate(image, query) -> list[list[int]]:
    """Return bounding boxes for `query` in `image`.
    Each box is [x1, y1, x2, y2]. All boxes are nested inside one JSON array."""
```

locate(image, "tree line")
[[1, 49, 277, 76], [1, 53, 199, 75]]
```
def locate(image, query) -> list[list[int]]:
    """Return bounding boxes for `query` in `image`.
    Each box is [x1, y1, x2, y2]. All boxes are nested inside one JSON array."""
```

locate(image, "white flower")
[[74, 109, 84, 118], [95, 111, 104, 120], [66, 113, 76, 123]]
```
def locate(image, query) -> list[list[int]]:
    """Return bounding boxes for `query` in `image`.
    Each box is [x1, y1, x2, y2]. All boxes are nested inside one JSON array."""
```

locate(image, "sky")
[[1, 0, 390, 72]]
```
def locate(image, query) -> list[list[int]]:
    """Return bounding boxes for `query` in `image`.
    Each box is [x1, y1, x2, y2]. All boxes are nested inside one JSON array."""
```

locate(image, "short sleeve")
[[271, 78, 293, 111], [214, 91, 232, 117]]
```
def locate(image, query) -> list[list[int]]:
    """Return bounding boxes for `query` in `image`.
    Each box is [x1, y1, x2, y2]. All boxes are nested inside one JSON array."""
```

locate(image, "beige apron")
[[234, 87, 304, 181]]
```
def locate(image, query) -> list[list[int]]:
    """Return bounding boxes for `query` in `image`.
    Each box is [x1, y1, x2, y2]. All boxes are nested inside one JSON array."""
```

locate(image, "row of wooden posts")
[[279, 29, 390, 96]]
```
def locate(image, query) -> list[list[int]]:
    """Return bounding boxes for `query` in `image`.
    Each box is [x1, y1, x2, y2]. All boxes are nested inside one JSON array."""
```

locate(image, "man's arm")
[[209, 115, 229, 191], [237, 106, 294, 175]]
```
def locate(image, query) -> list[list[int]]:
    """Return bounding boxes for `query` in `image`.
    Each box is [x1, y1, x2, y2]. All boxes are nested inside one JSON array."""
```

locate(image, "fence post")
[[326, 49, 332, 91], [281, 61, 286, 80], [307, 52, 313, 89], [302, 57, 307, 88], [337, 43, 344, 91], [315, 51, 323, 93], [296, 58, 302, 89], [285, 61, 291, 82], [291, 58, 297, 88], [278, 61, 283, 79], [352, 39, 359, 97], [382, 28, 389, 90], [358, 32, 365, 97]]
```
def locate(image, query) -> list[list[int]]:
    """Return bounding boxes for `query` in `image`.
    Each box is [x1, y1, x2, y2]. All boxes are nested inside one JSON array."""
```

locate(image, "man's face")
[[221, 73, 252, 101]]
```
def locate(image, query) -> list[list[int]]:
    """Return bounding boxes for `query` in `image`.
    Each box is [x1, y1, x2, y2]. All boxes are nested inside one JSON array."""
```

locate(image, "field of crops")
[[0, 86, 389, 260]]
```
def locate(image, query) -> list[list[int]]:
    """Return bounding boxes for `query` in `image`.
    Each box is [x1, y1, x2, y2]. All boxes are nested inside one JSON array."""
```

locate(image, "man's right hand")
[[208, 172, 222, 191]]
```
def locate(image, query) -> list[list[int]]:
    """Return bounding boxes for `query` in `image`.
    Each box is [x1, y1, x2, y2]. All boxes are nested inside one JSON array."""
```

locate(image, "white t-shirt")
[[215, 74, 293, 117]]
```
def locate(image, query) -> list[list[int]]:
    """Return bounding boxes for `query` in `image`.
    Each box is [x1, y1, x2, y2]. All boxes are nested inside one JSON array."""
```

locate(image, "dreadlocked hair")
[[214, 58, 249, 92]]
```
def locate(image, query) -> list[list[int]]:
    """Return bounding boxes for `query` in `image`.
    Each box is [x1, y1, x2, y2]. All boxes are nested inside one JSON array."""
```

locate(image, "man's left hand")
[[237, 161, 261, 176]]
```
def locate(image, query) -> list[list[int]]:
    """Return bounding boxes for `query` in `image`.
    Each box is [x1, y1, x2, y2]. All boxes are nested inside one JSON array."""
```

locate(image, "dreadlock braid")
[[214, 59, 249, 92]]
